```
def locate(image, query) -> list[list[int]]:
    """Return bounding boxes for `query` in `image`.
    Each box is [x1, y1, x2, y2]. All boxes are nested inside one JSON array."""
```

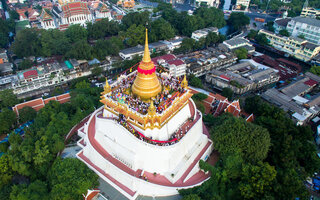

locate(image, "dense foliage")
[[0, 81, 102, 199], [11, 6, 226, 60], [228, 12, 250, 31], [180, 95, 319, 199]]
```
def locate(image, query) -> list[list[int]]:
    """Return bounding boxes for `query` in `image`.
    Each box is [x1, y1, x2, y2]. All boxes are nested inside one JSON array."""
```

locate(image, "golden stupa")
[[131, 29, 162, 99]]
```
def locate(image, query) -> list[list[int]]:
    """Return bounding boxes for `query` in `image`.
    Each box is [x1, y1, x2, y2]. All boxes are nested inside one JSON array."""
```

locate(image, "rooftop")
[[224, 38, 249, 47], [292, 16, 320, 27], [275, 18, 291, 27]]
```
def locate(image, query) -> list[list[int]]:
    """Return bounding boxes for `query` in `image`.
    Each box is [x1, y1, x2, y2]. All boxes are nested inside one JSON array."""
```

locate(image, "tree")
[[175, 38, 196, 54], [65, 24, 88, 44], [205, 32, 219, 47], [255, 34, 269, 46], [310, 65, 320, 76], [75, 80, 90, 89], [0, 155, 13, 189], [48, 158, 99, 200], [18, 59, 33, 70], [239, 162, 276, 199], [181, 194, 201, 200], [298, 34, 305, 39], [193, 7, 226, 28], [19, 106, 37, 123], [192, 93, 208, 101], [247, 30, 257, 40], [222, 87, 233, 101], [0, 108, 16, 134], [121, 11, 150, 30], [0, 89, 18, 108], [228, 12, 250, 31], [10, 180, 49, 200], [12, 28, 42, 58], [265, 21, 275, 32], [40, 29, 71, 57], [92, 66, 103, 76], [124, 24, 145, 47], [188, 74, 203, 88], [149, 18, 175, 42], [234, 47, 248, 60], [211, 115, 271, 163], [66, 40, 93, 60], [279, 29, 289, 37], [87, 19, 120, 40]]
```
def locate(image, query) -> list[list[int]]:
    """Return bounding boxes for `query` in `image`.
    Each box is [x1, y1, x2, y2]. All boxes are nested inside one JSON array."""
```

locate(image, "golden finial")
[[142, 28, 151, 63], [104, 79, 111, 93], [181, 74, 188, 89], [148, 99, 156, 116]]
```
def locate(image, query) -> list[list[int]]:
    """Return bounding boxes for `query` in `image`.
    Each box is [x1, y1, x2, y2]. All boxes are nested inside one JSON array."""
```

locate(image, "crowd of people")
[[106, 73, 187, 116], [116, 113, 195, 147]]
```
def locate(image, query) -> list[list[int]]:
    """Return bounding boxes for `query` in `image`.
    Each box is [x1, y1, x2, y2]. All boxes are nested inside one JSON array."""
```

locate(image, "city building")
[[16, 8, 39, 21], [222, 38, 255, 53], [77, 30, 212, 199], [152, 54, 186, 77], [286, 16, 320, 45], [194, 0, 220, 8], [12, 93, 71, 116], [262, 72, 320, 125], [119, 45, 145, 60], [300, 7, 320, 19], [183, 47, 237, 77], [259, 29, 320, 62], [234, 0, 250, 11], [273, 18, 291, 34], [119, 41, 171, 60], [191, 27, 219, 41], [205, 60, 280, 94]]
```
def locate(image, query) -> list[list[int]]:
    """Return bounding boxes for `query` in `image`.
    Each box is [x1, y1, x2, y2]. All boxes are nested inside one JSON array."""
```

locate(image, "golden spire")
[[142, 28, 151, 63], [148, 100, 156, 116], [131, 28, 162, 100], [104, 79, 111, 93], [181, 74, 188, 89]]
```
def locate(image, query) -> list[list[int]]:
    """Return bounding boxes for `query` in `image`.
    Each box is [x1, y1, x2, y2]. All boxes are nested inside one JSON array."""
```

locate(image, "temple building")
[[39, 9, 55, 29], [61, 2, 93, 27], [77, 29, 213, 199], [90, 1, 112, 21]]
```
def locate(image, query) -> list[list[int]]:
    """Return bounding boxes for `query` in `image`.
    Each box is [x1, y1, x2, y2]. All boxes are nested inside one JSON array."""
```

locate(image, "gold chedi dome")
[[131, 29, 162, 100]]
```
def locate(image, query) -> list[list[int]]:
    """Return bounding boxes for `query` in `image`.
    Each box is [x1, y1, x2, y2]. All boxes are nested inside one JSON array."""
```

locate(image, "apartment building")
[[300, 7, 320, 19], [259, 29, 320, 62], [191, 27, 219, 41], [205, 60, 280, 94], [286, 16, 320, 45]]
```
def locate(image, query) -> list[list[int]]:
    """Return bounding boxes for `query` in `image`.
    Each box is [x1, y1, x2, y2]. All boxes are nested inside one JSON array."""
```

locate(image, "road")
[[245, 12, 279, 23]]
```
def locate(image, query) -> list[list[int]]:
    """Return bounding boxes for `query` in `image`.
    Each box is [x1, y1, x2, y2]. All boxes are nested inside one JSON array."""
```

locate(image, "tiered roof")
[[62, 2, 90, 18], [39, 9, 53, 21]]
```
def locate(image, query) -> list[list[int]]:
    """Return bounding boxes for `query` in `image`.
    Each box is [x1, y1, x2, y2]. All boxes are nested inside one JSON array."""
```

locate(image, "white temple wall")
[[94, 107, 205, 176]]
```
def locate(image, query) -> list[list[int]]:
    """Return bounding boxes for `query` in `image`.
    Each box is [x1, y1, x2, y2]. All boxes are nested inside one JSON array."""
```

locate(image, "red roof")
[[84, 189, 100, 200], [167, 59, 184, 66], [62, 2, 90, 18], [152, 54, 176, 63], [23, 70, 38, 79], [13, 93, 71, 116], [219, 74, 231, 81], [304, 79, 318, 87]]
